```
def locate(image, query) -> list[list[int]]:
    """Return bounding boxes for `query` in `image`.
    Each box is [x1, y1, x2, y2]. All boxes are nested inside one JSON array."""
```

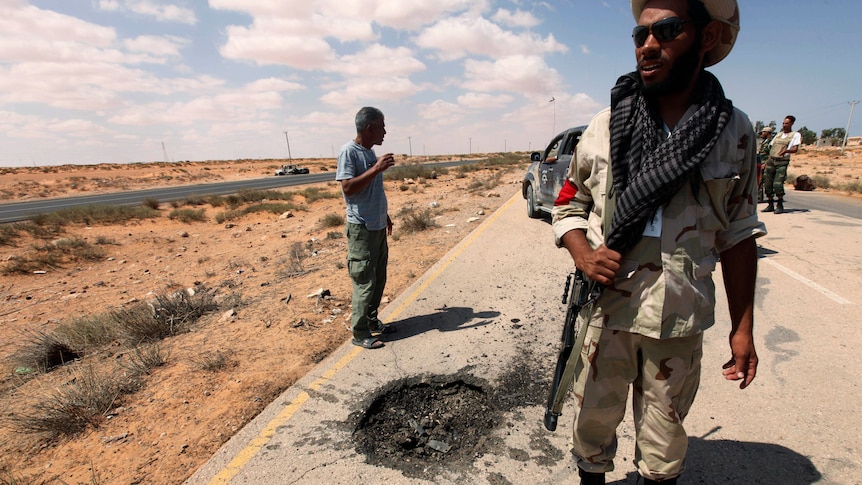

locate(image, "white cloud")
[[462, 55, 562, 96], [414, 14, 567, 61], [219, 23, 338, 69], [457, 92, 513, 109], [124, 35, 187, 58], [125, 1, 197, 24], [580, 44, 590, 55], [0, 1, 608, 165], [0, 3, 116, 47], [319, 77, 423, 107], [0, 39, 124, 64], [373, 0, 488, 30], [97, 0, 121, 11], [491, 8, 540, 28], [212, 1, 375, 47], [331, 44, 425, 77], [46, 118, 113, 136], [417, 99, 464, 122], [109, 90, 283, 126], [244, 77, 304, 93], [208, 120, 277, 136]]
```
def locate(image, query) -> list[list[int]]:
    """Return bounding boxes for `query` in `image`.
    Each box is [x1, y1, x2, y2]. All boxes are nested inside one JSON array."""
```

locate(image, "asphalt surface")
[[185, 191, 861, 485], [0, 159, 482, 223]]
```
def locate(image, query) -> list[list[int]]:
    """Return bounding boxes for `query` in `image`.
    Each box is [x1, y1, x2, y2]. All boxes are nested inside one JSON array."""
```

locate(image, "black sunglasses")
[[632, 17, 690, 47]]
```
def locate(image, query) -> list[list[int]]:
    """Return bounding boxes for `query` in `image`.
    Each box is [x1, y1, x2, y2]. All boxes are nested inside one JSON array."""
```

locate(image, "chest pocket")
[[701, 176, 738, 230]]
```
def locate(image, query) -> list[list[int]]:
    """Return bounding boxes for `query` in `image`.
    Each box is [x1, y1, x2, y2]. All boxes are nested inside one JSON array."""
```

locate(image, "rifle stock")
[[544, 270, 591, 431]]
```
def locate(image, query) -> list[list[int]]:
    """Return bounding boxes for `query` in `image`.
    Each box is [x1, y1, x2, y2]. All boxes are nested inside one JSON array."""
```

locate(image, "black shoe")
[[643, 478, 678, 485], [762, 201, 774, 212], [578, 468, 605, 485], [775, 199, 785, 214]]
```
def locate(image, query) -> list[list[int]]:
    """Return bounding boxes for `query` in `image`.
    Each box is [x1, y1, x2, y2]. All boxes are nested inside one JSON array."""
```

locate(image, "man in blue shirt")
[[336, 107, 395, 349]]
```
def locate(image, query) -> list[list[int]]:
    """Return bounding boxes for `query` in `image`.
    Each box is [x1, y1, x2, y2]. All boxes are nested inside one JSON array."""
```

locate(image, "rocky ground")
[[0, 155, 526, 484], [0, 145, 859, 484]]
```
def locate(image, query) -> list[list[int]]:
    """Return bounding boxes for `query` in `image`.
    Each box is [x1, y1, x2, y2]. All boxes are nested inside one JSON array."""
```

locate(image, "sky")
[[1, 0, 860, 167]]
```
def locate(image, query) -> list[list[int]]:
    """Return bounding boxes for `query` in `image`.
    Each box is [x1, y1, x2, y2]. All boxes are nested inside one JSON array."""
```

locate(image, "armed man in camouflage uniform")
[[763, 115, 801, 214], [757, 126, 773, 202], [551, 1, 765, 484]]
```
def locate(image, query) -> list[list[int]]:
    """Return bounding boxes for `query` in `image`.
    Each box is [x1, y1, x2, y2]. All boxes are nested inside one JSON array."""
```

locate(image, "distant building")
[[816, 136, 861, 147]]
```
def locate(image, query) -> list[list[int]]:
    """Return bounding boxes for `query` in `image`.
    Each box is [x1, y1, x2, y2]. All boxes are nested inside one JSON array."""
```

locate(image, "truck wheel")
[[526, 185, 540, 219]]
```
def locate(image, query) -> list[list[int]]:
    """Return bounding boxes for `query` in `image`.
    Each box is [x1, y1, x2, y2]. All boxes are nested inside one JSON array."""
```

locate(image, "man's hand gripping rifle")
[[544, 269, 594, 431]]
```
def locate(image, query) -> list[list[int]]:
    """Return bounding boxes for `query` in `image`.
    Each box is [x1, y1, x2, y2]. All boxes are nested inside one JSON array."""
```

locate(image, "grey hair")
[[355, 107, 384, 133]]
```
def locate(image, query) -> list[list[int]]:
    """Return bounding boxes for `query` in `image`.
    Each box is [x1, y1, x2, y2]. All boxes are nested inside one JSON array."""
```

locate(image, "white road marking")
[[761, 258, 853, 304]]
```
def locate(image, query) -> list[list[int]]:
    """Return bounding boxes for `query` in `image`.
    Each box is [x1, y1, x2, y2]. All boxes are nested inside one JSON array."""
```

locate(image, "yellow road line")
[[207, 192, 521, 484]]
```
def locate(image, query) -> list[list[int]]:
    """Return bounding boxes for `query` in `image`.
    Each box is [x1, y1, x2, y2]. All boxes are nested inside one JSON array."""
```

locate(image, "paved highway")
[[186, 192, 861, 484], [778, 189, 862, 218], [0, 159, 480, 223]]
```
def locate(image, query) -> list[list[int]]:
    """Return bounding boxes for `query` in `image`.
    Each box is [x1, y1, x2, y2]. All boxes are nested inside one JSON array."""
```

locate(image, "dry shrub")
[[12, 329, 82, 374], [112, 289, 217, 344], [319, 213, 344, 228], [168, 208, 207, 223], [120, 344, 168, 377], [400, 209, 438, 234], [6, 365, 121, 439], [189, 350, 230, 372], [2, 238, 106, 275]]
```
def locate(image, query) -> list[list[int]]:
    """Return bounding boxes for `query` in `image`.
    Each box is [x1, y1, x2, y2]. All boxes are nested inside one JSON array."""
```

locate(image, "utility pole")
[[842, 100, 859, 153], [408, 136, 412, 157], [469, 138, 472, 155], [161, 141, 171, 163], [549, 97, 556, 136], [283, 131, 292, 160]]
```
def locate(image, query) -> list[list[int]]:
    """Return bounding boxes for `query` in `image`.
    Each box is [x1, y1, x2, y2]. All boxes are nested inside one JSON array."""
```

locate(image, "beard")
[[640, 39, 702, 97]]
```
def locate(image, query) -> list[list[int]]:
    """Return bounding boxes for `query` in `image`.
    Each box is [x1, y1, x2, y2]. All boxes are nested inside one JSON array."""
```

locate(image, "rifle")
[[544, 270, 593, 431]]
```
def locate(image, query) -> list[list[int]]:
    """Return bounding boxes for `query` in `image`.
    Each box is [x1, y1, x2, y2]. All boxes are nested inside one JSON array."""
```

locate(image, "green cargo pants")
[[571, 325, 703, 482], [763, 159, 789, 199], [346, 222, 388, 340]]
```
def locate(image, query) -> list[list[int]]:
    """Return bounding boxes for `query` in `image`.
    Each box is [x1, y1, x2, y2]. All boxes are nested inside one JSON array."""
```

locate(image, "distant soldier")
[[757, 126, 773, 202], [763, 115, 801, 214]]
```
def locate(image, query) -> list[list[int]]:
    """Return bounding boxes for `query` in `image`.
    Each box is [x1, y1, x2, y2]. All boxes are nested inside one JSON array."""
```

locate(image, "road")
[[780, 189, 862, 218], [0, 159, 480, 223], [185, 192, 861, 484]]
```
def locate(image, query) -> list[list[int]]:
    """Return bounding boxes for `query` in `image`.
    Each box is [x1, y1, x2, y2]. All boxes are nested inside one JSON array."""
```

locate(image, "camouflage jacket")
[[758, 136, 771, 162], [552, 107, 767, 339]]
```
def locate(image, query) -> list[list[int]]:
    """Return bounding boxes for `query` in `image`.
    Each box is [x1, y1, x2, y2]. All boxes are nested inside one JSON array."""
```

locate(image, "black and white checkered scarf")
[[605, 70, 733, 256]]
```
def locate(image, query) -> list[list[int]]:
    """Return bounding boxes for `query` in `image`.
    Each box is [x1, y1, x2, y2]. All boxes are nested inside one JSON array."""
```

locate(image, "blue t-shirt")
[[335, 141, 388, 231]]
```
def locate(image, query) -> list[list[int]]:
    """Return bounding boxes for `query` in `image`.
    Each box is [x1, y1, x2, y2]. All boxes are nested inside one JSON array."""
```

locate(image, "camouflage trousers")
[[763, 160, 789, 199], [571, 325, 703, 481]]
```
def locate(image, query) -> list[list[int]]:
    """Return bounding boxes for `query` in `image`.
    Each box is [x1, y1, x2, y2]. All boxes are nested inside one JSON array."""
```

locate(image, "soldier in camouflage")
[[551, 1, 765, 484], [763, 115, 801, 214], [757, 126, 773, 202]]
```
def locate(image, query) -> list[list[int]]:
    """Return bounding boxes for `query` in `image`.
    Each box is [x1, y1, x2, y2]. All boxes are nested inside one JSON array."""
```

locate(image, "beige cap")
[[760, 126, 773, 133], [631, 0, 740, 67]]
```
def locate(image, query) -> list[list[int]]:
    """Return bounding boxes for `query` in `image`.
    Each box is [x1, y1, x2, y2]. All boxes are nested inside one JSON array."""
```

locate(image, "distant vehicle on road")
[[522, 126, 586, 218], [275, 164, 309, 176]]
